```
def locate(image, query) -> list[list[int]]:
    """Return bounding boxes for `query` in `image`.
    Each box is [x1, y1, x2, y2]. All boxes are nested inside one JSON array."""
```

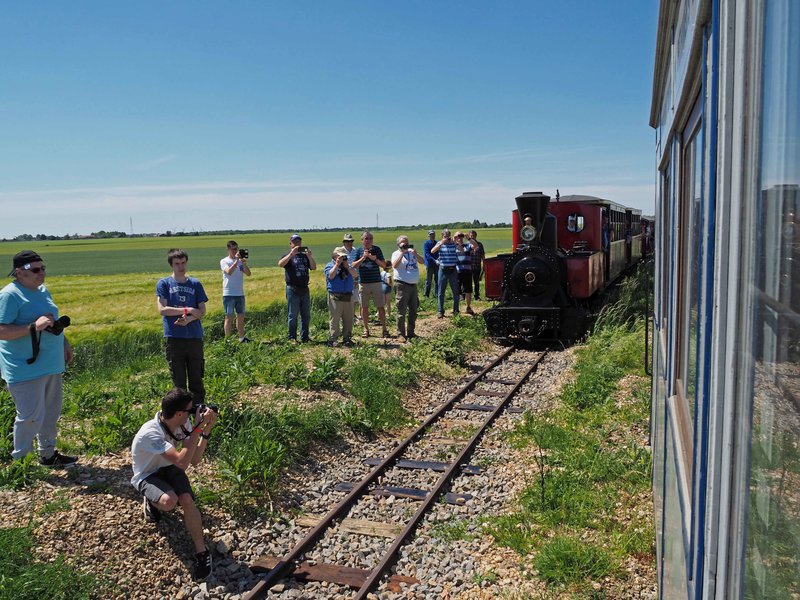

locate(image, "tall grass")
[[0, 526, 97, 598], [487, 296, 654, 592]]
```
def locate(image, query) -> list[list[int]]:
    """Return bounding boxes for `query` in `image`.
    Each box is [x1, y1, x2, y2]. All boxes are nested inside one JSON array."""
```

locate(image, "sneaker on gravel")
[[39, 451, 77, 468], [143, 497, 161, 523], [192, 550, 213, 581]]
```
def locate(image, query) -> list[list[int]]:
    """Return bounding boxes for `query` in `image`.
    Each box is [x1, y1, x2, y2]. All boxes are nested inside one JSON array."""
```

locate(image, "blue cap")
[[290, 234, 301, 242]]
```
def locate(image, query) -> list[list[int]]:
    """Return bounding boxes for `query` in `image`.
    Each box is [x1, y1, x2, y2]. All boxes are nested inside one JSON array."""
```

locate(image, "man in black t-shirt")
[[277, 234, 317, 342]]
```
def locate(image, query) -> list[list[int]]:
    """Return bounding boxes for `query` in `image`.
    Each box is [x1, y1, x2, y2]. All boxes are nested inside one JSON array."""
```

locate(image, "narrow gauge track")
[[244, 347, 547, 599]]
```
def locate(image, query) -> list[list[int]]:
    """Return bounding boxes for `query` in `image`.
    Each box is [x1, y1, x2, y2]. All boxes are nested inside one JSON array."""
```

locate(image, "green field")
[[0, 228, 512, 276], [1, 228, 511, 340]]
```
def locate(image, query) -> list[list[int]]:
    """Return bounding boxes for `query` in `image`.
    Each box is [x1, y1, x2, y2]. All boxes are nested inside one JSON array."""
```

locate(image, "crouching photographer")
[[130, 388, 219, 581]]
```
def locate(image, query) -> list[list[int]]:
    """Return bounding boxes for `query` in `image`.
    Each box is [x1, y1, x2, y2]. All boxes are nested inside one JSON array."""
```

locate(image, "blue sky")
[[0, 1, 658, 237]]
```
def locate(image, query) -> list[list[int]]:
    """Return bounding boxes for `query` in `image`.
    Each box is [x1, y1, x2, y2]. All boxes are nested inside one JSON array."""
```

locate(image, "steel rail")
[[354, 350, 548, 598], [243, 345, 515, 600]]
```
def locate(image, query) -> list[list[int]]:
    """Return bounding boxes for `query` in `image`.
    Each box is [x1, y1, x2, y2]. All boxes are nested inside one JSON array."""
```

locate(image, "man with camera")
[[432, 229, 461, 318], [157, 249, 208, 407], [324, 246, 358, 347], [391, 235, 424, 342], [220, 240, 251, 342], [352, 230, 389, 338], [0, 251, 77, 467], [278, 234, 316, 343], [131, 388, 218, 581]]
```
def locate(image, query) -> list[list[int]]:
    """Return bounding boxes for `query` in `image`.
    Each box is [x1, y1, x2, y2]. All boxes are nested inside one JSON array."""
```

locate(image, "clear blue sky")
[[0, 1, 658, 238]]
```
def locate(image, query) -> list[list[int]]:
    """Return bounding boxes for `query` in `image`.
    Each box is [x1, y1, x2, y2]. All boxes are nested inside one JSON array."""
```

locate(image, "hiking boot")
[[39, 451, 77, 468], [437, 313, 445, 319], [143, 497, 162, 523], [466, 307, 476, 316], [192, 550, 213, 581], [239, 336, 251, 343]]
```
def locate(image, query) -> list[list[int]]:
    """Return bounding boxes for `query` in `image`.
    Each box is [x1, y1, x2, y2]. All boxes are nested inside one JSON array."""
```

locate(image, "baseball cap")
[[333, 246, 349, 257], [290, 234, 302, 242], [342, 233, 354, 242], [8, 250, 43, 277], [428, 230, 435, 235]]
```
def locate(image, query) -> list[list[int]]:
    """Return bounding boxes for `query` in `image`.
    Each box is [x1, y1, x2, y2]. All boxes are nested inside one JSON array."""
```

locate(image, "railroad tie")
[[250, 556, 418, 592], [334, 482, 472, 505], [363, 457, 481, 475]]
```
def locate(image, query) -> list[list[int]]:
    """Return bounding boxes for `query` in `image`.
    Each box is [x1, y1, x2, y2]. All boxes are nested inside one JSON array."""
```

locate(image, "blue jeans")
[[424, 263, 439, 297], [437, 266, 460, 315], [286, 286, 311, 341]]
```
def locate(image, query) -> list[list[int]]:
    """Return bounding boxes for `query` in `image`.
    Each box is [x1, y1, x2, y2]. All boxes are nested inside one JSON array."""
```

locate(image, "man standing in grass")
[[278, 234, 316, 343], [220, 240, 251, 342], [0, 250, 77, 467], [131, 387, 218, 581], [157, 249, 208, 407], [391, 235, 424, 342], [353, 230, 389, 338]]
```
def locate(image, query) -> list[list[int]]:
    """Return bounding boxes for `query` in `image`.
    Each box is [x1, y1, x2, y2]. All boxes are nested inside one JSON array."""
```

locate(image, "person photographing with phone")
[[278, 234, 316, 343], [131, 388, 218, 580], [157, 249, 208, 408]]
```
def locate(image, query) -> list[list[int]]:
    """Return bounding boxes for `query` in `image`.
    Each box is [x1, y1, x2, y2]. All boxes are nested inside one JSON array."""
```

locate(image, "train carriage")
[[649, 0, 799, 598]]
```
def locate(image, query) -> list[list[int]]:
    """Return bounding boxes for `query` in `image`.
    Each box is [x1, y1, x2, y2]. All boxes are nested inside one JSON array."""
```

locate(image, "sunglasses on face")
[[23, 265, 46, 274]]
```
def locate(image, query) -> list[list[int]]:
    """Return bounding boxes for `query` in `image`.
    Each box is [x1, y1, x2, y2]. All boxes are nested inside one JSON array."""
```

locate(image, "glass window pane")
[[744, 0, 800, 597]]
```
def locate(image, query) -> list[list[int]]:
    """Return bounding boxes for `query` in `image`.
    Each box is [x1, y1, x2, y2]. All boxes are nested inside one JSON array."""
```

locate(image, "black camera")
[[299, 246, 309, 253], [406, 244, 414, 249], [238, 248, 249, 259], [196, 404, 219, 420], [46, 316, 71, 336]]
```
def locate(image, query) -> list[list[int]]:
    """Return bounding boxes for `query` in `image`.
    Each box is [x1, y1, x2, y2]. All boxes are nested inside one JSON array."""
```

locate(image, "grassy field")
[[1, 228, 511, 341], [0, 228, 512, 276]]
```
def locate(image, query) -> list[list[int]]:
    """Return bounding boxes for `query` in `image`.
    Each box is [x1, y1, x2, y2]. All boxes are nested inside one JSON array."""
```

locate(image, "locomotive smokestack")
[[515, 191, 551, 233]]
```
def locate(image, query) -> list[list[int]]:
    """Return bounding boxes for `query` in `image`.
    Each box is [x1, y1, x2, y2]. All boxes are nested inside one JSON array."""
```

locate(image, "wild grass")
[[486, 317, 654, 592], [0, 525, 97, 599]]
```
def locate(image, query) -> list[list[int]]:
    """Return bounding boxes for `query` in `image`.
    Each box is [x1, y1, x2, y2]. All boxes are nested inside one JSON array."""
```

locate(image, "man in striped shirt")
[[432, 229, 460, 318]]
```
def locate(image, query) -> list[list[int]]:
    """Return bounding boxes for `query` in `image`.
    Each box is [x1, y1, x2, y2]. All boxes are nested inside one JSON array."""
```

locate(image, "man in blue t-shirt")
[[156, 249, 208, 406], [278, 234, 317, 342], [0, 251, 77, 467]]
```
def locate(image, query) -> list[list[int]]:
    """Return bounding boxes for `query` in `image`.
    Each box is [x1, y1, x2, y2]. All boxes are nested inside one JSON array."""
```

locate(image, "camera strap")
[[27, 325, 41, 365]]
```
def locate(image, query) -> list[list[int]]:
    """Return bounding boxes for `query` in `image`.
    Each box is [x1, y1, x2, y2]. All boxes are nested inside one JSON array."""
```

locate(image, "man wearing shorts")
[[220, 240, 251, 342], [131, 388, 218, 581], [353, 230, 389, 337]]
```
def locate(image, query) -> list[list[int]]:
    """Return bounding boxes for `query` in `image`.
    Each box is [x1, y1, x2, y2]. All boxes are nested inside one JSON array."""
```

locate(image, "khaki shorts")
[[359, 282, 385, 308]]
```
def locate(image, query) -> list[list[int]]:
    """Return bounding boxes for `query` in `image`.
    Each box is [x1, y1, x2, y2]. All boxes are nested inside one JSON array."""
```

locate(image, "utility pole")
[[130, 217, 134, 235], [376, 213, 379, 229]]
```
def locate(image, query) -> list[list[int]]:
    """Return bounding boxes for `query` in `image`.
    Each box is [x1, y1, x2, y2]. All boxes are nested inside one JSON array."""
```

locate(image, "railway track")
[[243, 347, 548, 599]]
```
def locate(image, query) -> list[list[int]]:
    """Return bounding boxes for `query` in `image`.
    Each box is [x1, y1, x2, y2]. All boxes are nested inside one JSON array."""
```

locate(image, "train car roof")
[[555, 195, 641, 214]]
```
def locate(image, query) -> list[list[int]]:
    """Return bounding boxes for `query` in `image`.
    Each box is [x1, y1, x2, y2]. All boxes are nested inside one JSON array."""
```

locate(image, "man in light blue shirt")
[[0, 250, 77, 467]]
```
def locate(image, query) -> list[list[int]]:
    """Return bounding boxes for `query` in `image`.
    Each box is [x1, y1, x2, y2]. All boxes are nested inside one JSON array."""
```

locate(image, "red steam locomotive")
[[482, 191, 647, 343]]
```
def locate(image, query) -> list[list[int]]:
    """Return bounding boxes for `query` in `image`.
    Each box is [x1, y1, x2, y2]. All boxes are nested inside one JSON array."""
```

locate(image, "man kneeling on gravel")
[[131, 387, 218, 581]]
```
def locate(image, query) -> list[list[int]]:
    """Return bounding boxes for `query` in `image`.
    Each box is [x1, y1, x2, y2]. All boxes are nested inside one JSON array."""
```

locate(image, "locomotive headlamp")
[[520, 225, 537, 242]]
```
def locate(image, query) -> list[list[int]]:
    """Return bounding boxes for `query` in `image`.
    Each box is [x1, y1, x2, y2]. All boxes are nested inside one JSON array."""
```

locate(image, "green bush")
[[0, 455, 50, 491]]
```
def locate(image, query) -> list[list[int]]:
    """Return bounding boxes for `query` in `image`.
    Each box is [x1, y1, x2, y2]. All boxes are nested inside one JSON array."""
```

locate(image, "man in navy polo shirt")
[[278, 234, 317, 342], [156, 249, 208, 407]]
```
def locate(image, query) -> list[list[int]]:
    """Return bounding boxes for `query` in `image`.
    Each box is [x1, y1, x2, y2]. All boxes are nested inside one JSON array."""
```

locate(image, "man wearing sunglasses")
[[0, 250, 77, 467], [131, 387, 218, 581]]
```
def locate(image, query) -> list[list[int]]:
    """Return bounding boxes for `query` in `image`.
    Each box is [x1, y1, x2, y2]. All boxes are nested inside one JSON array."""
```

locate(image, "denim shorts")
[[222, 295, 246, 315], [139, 465, 193, 503]]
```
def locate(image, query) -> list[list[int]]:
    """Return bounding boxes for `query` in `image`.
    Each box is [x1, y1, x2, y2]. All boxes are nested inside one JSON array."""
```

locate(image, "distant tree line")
[[2, 220, 510, 243]]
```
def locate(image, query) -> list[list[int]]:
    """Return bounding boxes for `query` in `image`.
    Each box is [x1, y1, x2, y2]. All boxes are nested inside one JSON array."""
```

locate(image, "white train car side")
[[650, 0, 798, 597]]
